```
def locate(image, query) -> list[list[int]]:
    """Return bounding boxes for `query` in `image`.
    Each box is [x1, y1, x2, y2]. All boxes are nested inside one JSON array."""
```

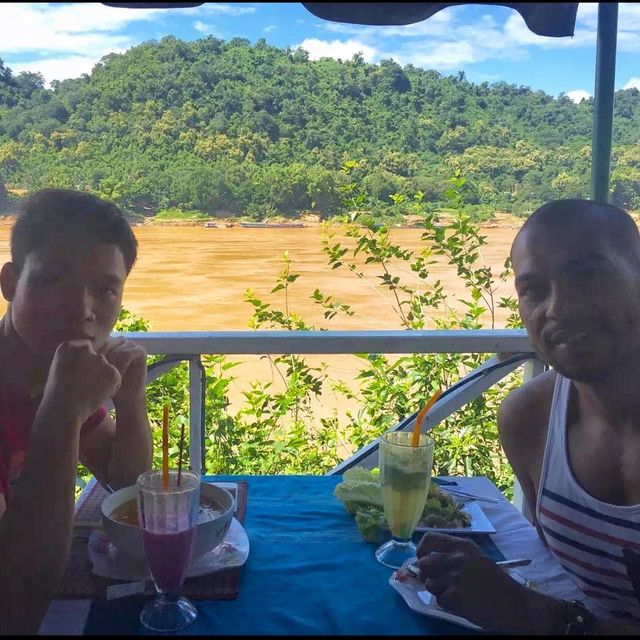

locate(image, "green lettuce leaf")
[[333, 467, 384, 513], [354, 505, 388, 543]]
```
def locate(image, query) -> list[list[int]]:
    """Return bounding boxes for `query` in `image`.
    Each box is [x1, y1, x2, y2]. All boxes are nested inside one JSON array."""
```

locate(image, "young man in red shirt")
[[0, 189, 152, 633]]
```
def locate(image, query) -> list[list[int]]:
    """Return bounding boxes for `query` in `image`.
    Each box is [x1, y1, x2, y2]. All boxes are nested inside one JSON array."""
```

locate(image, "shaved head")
[[512, 199, 640, 268]]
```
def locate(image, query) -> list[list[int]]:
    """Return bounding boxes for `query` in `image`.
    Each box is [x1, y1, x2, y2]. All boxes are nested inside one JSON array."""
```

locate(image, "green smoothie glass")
[[375, 431, 435, 569]]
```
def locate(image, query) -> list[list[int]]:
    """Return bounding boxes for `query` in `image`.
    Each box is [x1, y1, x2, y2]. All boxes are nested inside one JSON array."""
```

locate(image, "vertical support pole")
[[200, 358, 207, 473], [188, 356, 203, 475], [591, 3, 619, 204]]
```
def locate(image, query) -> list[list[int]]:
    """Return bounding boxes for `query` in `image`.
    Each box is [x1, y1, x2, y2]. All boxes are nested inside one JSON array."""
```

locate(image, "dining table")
[[38, 474, 592, 635]]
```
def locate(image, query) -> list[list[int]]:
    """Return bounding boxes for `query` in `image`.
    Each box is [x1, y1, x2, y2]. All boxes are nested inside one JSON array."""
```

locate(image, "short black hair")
[[515, 199, 640, 263], [11, 188, 138, 275]]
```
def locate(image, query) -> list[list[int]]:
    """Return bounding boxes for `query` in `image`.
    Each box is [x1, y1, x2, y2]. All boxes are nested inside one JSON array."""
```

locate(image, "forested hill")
[[1, 35, 640, 219]]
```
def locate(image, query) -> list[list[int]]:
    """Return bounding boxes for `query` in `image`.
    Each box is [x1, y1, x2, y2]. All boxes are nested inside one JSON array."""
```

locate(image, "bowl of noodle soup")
[[101, 481, 234, 562]]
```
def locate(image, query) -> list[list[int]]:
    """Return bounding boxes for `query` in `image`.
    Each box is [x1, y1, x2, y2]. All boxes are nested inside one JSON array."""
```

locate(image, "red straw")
[[162, 405, 169, 489], [177, 418, 187, 487]]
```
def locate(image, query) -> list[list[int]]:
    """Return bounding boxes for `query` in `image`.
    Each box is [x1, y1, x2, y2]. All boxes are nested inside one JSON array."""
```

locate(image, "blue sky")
[[1, 2, 639, 103]]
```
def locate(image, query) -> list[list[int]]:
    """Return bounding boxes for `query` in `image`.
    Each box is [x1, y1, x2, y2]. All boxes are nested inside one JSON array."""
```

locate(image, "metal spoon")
[[441, 488, 500, 504], [405, 558, 531, 578]]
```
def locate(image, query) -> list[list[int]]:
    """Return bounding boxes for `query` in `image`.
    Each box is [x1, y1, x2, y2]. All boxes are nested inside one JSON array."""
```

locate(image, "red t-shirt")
[[0, 394, 106, 503]]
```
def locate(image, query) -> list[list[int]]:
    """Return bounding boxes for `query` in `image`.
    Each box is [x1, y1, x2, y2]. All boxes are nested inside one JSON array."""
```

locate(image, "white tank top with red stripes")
[[536, 374, 640, 624]]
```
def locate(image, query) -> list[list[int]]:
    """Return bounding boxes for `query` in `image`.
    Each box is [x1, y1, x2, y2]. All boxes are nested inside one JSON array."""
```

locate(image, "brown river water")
[[0, 220, 521, 331]]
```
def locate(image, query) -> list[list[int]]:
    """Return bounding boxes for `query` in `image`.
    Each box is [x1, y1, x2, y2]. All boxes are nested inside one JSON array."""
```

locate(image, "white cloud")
[[9, 56, 100, 86], [575, 3, 598, 29], [0, 2, 245, 83], [617, 31, 640, 54], [197, 4, 256, 17], [133, 3, 256, 18], [394, 41, 478, 69], [454, 17, 514, 55], [263, 24, 277, 33], [503, 13, 595, 49], [192, 20, 223, 38], [194, 21, 211, 34], [624, 77, 640, 90], [295, 38, 377, 63], [384, 14, 526, 71], [0, 3, 152, 56], [43, 3, 161, 33], [321, 8, 453, 39], [616, 3, 640, 31], [576, 4, 640, 53], [566, 89, 591, 103]]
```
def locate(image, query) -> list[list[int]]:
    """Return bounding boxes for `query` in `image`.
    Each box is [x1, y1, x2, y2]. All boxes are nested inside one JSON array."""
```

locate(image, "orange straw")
[[162, 404, 169, 489], [412, 388, 442, 448]]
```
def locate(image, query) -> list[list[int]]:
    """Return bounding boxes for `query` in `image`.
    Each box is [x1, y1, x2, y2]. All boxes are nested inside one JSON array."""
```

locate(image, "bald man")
[[414, 200, 640, 634]]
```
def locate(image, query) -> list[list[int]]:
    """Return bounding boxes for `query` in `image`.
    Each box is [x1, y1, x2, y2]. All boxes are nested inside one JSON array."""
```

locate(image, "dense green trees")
[[1, 36, 640, 217]]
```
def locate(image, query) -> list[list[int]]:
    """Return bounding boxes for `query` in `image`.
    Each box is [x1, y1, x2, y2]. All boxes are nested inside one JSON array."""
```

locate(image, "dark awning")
[[301, 3, 579, 38], [101, 3, 579, 38]]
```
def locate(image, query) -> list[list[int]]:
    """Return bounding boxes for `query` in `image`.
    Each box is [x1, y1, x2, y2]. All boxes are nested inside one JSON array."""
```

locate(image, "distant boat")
[[204, 222, 218, 228], [240, 222, 305, 228]]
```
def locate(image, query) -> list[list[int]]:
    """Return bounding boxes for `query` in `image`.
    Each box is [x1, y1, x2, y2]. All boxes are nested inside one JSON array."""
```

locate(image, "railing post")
[[523, 358, 546, 380], [188, 356, 204, 475]]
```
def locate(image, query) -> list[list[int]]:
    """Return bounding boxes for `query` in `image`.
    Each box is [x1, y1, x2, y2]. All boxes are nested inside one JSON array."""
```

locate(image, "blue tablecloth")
[[84, 475, 504, 635]]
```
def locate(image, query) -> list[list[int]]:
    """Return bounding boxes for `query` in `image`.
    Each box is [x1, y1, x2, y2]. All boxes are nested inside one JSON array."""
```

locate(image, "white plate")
[[88, 517, 249, 582], [414, 500, 495, 534], [389, 560, 527, 631]]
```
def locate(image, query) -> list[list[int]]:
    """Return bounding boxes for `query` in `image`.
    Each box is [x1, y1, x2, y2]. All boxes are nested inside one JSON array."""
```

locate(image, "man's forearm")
[[108, 395, 152, 489], [0, 398, 82, 634]]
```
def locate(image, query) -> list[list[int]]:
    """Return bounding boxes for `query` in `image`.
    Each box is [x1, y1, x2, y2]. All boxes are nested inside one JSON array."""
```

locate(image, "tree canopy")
[[1, 36, 639, 218]]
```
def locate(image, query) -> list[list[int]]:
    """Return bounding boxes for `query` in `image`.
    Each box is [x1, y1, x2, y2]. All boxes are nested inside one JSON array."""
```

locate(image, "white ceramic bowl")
[[101, 482, 234, 562]]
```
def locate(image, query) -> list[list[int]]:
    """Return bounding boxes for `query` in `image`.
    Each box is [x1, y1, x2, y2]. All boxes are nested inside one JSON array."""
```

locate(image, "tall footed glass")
[[137, 469, 200, 633], [375, 431, 434, 569]]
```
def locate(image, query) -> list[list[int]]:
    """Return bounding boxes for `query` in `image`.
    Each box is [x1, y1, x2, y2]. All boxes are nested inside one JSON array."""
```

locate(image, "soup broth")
[[110, 495, 223, 527]]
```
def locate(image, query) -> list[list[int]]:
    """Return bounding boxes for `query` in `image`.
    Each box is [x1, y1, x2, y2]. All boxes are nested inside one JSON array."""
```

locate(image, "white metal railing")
[[117, 329, 532, 355], [112, 329, 544, 518]]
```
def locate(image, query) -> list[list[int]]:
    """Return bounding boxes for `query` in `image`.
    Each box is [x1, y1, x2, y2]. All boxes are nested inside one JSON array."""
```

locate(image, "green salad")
[[334, 467, 471, 542]]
